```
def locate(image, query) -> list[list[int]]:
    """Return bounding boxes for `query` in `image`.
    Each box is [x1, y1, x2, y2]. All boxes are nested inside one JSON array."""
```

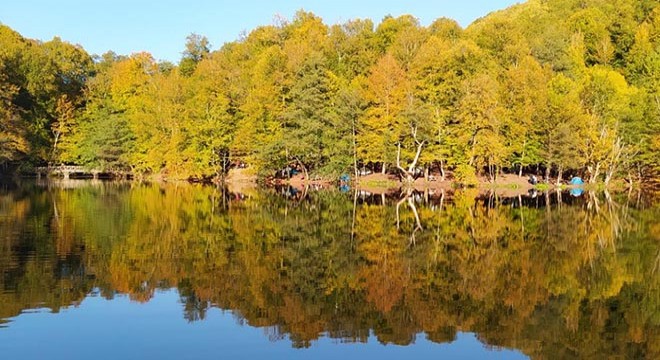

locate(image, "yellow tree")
[[51, 94, 76, 162], [539, 74, 587, 182], [232, 35, 287, 175], [580, 66, 635, 184], [501, 56, 551, 176], [184, 55, 236, 178], [108, 53, 161, 175], [359, 53, 408, 174], [147, 70, 188, 178], [0, 67, 28, 165], [411, 37, 489, 181], [328, 19, 378, 80], [455, 72, 507, 181]]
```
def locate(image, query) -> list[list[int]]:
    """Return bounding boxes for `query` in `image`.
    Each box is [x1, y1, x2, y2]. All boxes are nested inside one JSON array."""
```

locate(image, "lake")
[[1, 180, 658, 359]]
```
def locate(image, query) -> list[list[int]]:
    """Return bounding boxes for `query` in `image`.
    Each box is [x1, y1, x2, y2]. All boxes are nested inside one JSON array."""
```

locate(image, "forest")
[[1, 0, 660, 185]]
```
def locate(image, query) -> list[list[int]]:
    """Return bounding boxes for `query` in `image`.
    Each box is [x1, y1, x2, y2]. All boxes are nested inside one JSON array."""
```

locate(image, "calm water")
[[1, 180, 658, 359]]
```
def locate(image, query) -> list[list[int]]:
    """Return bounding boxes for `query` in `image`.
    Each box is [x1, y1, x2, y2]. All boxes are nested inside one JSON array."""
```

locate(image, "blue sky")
[[1, 0, 521, 62]]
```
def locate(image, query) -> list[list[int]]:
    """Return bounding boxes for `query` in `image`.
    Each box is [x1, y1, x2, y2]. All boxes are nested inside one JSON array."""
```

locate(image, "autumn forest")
[[2, 1, 660, 357], [1, 0, 660, 185]]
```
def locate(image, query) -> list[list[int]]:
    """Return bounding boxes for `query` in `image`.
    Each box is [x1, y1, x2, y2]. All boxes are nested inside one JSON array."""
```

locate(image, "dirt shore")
[[226, 169, 597, 197]]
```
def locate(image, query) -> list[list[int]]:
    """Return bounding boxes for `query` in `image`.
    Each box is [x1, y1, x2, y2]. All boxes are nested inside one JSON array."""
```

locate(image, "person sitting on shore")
[[528, 175, 538, 185]]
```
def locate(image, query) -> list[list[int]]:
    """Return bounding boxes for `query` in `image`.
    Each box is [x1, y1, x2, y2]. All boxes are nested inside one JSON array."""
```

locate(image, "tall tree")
[[358, 54, 408, 174], [0, 64, 28, 166], [539, 74, 586, 182], [454, 72, 507, 180], [282, 55, 341, 178], [179, 33, 210, 77], [501, 56, 550, 176]]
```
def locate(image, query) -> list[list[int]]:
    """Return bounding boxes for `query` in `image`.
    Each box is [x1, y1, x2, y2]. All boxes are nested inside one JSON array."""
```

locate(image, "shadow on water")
[[1, 179, 659, 357]]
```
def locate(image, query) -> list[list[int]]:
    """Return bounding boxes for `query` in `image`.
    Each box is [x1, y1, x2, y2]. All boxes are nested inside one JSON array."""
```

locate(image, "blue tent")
[[570, 187, 584, 197], [570, 177, 584, 185]]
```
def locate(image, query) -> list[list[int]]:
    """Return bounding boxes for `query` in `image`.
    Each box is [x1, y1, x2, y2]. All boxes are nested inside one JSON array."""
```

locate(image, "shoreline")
[[268, 172, 629, 197], [8, 169, 642, 198]]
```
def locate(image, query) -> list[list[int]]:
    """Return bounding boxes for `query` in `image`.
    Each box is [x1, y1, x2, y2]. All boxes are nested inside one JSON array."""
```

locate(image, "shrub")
[[454, 164, 478, 187]]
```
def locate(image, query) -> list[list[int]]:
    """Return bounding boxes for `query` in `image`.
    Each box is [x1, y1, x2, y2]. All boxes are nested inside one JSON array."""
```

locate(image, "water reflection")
[[1, 181, 658, 358]]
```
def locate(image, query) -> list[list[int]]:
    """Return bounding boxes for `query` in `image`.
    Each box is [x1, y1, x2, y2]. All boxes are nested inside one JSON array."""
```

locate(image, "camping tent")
[[570, 188, 584, 197], [570, 177, 584, 185]]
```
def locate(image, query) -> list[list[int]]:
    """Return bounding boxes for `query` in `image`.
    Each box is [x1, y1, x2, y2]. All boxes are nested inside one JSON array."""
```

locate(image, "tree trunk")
[[556, 188, 563, 208], [396, 145, 413, 183], [439, 160, 446, 182], [352, 120, 358, 182], [518, 143, 526, 178], [351, 188, 357, 244], [545, 165, 551, 183], [556, 165, 563, 187], [52, 132, 61, 160], [604, 171, 613, 186], [589, 162, 601, 184], [381, 163, 386, 175], [295, 158, 308, 183], [396, 197, 405, 230], [221, 151, 228, 179], [518, 194, 525, 237], [407, 141, 425, 175], [407, 196, 423, 245], [396, 141, 424, 183], [604, 136, 624, 186], [625, 171, 634, 188]]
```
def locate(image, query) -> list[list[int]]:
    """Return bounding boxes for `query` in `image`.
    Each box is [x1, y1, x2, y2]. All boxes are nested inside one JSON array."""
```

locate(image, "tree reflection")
[[0, 182, 658, 358]]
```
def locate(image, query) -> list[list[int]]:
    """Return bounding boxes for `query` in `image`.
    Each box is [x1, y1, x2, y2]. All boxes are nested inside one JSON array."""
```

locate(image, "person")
[[528, 174, 538, 185]]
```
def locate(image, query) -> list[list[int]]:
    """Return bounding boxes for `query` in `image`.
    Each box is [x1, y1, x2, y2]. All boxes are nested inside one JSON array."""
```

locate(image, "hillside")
[[1, 0, 659, 184]]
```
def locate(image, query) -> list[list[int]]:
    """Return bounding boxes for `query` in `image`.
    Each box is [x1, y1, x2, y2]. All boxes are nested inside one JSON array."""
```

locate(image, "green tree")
[[179, 33, 210, 77]]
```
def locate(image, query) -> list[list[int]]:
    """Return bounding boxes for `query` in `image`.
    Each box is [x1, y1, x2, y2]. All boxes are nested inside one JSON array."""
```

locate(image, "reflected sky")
[[1, 288, 526, 360]]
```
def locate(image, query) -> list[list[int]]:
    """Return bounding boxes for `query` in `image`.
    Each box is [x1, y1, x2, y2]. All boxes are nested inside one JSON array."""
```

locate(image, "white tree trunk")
[[396, 141, 424, 183], [439, 160, 446, 182]]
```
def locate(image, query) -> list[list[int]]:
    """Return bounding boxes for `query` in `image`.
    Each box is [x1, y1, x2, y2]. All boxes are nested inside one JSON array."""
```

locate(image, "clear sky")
[[1, 0, 521, 62]]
